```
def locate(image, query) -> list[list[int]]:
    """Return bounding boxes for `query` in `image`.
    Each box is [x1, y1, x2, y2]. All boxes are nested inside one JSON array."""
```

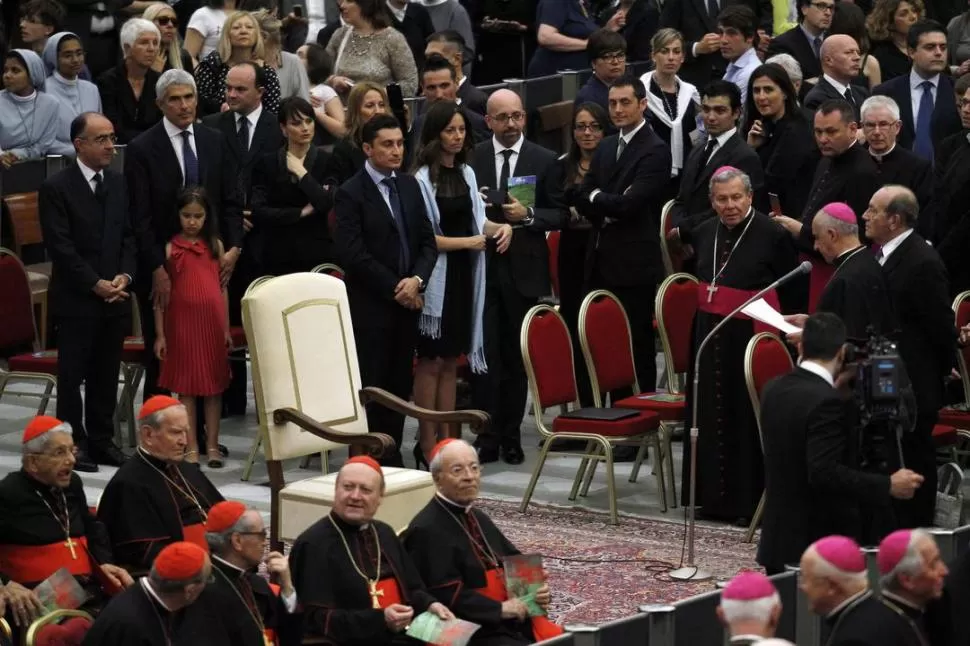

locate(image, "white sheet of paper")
[[741, 298, 800, 334]]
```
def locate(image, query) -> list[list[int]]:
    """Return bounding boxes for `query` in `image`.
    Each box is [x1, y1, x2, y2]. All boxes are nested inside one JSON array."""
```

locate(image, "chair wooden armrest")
[[358, 386, 490, 435], [272, 407, 395, 457]]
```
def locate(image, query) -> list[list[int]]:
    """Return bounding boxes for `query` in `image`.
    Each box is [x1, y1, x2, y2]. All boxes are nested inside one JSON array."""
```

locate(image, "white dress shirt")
[[365, 159, 398, 214], [800, 360, 835, 387], [77, 158, 103, 194], [705, 126, 737, 162], [236, 103, 262, 151], [822, 74, 852, 100], [385, 0, 406, 22], [910, 70, 940, 126], [589, 118, 648, 203], [212, 555, 298, 613], [163, 118, 198, 186], [878, 228, 914, 265], [492, 133, 525, 187]]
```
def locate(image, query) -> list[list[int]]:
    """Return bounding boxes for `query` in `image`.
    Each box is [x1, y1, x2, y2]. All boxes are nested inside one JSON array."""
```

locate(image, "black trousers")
[[893, 408, 939, 529], [354, 313, 418, 468], [590, 272, 658, 393], [134, 279, 164, 402], [223, 248, 263, 415], [55, 313, 126, 448]]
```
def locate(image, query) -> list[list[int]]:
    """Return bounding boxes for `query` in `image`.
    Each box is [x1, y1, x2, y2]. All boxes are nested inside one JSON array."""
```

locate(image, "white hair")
[[881, 529, 934, 589], [205, 510, 258, 555], [156, 68, 197, 100], [765, 53, 802, 84], [815, 210, 858, 237], [709, 167, 752, 195], [429, 439, 475, 476], [804, 545, 869, 587], [720, 593, 781, 624], [22, 423, 73, 456], [120, 18, 160, 51], [860, 95, 901, 122]]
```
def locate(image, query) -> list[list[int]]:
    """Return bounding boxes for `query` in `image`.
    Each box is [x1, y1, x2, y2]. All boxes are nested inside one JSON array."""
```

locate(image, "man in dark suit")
[[426, 30, 488, 116], [411, 54, 490, 152], [872, 20, 961, 160], [388, 0, 437, 70], [863, 184, 956, 528], [39, 112, 136, 472], [668, 79, 764, 244], [804, 34, 869, 119], [577, 74, 671, 398], [126, 69, 243, 402], [757, 312, 923, 574], [202, 61, 282, 417], [470, 88, 559, 464], [333, 114, 437, 467], [765, 0, 830, 84]]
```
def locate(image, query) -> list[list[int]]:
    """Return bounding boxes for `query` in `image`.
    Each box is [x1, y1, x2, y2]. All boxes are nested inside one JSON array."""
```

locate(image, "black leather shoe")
[[90, 444, 128, 467], [73, 450, 99, 473], [476, 444, 500, 464], [501, 444, 525, 465]]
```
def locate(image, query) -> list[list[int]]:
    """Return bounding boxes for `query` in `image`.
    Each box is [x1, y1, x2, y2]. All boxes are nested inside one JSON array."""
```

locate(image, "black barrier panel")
[[578, 69, 594, 86], [524, 74, 564, 113], [629, 61, 653, 78], [539, 632, 577, 645], [479, 83, 509, 97], [1, 158, 47, 194], [770, 570, 798, 641], [673, 589, 723, 645], [592, 612, 651, 646]]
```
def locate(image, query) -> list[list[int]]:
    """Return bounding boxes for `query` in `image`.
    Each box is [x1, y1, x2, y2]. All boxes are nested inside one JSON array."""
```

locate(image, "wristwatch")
[[523, 207, 535, 227], [412, 275, 425, 292]]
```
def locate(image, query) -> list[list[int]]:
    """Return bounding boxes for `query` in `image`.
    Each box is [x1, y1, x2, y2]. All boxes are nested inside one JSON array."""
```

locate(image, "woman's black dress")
[[417, 165, 474, 360]]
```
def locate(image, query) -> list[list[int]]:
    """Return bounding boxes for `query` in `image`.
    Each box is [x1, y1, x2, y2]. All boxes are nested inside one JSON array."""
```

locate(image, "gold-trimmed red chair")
[[0, 247, 57, 414], [937, 290, 970, 463], [659, 199, 683, 277], [521, 304, 665, 523], [25, 609, 93, 646], [742, 332, 794, 543], [4, 191, 51, 349], [311, 263, 345, 280]]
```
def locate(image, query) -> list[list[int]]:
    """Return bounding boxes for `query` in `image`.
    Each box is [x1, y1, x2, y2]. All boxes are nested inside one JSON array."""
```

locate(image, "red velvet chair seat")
[[938, 408, 970, 429], [8, 351, 57, 373], [121, 337, 144, 363], [35, 616, 92, 646], [933, 424, 958, 447], [613, 393, 685, 421], [551, 409, 660, 437], [230, 326, 247, 347]]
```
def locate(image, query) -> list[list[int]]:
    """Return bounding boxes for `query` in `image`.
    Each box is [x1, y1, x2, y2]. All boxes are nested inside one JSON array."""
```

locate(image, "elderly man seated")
[[97, 396, 224, 572], [716, 572, 782, 644], [204, 501, 302, 646], [0, 416, 134, 635], [404, 439, 562, 645], [290, 456, 454, 645]]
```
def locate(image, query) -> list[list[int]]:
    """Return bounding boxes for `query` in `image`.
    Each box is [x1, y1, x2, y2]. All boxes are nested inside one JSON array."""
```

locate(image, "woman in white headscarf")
[[0, 49, 61, 165], [43, 32, 102, 156]]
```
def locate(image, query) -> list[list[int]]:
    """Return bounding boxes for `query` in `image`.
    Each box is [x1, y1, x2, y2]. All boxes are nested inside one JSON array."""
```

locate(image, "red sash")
[[181, 523, 209, 552], [375, 577, 404, 609], [476, 569, 563, 642], [802, 253, 835, 314], [0, 536, 93, 583], [697, 282, 782, 335]]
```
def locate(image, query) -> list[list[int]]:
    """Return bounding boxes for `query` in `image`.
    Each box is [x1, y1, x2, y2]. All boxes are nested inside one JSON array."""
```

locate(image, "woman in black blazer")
[[251, 97, 335, 275]]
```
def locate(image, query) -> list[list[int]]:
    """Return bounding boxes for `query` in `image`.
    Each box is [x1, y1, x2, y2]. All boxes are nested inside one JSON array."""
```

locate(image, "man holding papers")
[[679, 166, 797, 524]]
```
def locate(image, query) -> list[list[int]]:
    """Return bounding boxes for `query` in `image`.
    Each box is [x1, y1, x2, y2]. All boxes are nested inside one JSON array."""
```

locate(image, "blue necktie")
[[181, 130, 200, 186], [381, 177, 411, 272], [914, 80, 935, 160]]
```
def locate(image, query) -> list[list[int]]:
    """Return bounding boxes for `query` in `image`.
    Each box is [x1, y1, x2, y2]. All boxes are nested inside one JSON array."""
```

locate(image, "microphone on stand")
[[670, 260, 812, 581]]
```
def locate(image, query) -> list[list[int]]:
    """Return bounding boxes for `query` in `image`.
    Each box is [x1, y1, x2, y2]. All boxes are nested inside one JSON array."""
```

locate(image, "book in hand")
[[34, 568, 90, 613], [405, 612, 480, 646], [507, 176, 537, 208], [503, 554, 547, 617]]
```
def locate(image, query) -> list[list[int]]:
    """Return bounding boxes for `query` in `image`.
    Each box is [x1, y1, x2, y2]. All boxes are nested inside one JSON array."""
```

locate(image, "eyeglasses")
[[489, 111, 525, 124], [574, 122, 603, 133], [237, 529, 268, 539], [31, 446, 78, 460], [862, 120, 898, 130], [80, 134, 118, 145], [155, 16, 179, 26], [596, 52, 626, 63], [810, 2, 836, 11], [448, 463, 481, 476]]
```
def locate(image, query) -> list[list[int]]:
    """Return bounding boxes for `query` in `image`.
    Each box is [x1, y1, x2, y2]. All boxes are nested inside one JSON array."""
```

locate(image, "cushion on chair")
[[526, 310, 578, 408], [8, 351, 57, 374], [551, 409, 660, 437], [34, 617, 92, 646], [278, 467, 434, 542], [121, 337, 144, 364], [750, 336, 793, 398], [583, 295, 637, 393], [613, 393, 686, 421], [230, 326, 247, 348], [0, 253, 36, 350], [933, 424, 958, 447], [938, 408, 970, 429], [658, 279, 698, 375], [27, 271, 50, 293]]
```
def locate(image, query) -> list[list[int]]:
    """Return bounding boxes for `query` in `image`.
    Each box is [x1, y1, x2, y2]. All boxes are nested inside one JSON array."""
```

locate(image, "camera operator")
[[756, 312, 923, 575], [863, 185, 957, 528]]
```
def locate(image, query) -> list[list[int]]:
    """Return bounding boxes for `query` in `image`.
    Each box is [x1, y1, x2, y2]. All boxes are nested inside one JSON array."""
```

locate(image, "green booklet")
[[503, 554, 546, 617], [507, 176, 537, 208], [405, 612, 480, 646]]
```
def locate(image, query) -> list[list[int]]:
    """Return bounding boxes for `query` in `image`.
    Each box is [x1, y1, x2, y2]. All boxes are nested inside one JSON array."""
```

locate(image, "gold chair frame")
[[24, 609, 94, 646], [658, 199, 677, 277]]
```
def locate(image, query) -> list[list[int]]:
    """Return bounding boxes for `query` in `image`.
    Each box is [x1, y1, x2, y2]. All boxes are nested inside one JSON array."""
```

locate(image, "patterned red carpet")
[[478, 498, 761, 625]]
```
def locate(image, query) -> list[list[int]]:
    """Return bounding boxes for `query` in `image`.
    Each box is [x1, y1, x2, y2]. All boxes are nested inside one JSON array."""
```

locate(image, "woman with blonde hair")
[[324, 80, 389, 184], [194, 10, 282, 114], [252, 9, 309, 102], [867, 0, 924, 81], [143, 3, 194, 72]]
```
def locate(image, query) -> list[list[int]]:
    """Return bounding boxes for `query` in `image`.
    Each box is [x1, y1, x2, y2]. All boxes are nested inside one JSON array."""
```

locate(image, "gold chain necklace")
[[434, 498, 500, 568], [327, 515, 385, 609], [35, 489, 79, 560], [137, 449, 207, 521], [213, 564, 273, 646]]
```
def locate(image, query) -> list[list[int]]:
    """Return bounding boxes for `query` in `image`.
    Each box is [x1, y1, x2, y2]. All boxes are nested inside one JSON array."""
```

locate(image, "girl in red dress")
[[153, 188, 231, 468]]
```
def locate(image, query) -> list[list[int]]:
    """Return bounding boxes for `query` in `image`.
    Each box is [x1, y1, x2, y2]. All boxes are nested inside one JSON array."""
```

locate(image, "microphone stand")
[[670, 262, 810, 581]]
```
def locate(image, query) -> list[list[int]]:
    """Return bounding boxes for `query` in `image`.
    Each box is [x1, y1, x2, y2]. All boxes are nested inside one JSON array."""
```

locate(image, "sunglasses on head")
[[156, 16, 178, 26]]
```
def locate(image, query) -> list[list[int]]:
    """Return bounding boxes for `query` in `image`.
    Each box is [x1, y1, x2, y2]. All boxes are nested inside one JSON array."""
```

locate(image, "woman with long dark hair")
[[867, 0, 923, 82], [743, 63, 818, 220], [410, 100, 512, 469]]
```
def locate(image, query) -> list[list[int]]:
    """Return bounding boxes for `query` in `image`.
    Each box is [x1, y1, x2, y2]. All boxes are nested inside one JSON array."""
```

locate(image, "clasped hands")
[[93, 274, 130, 303], [384, 601, 453, 632], [394, 277, 423, 311]]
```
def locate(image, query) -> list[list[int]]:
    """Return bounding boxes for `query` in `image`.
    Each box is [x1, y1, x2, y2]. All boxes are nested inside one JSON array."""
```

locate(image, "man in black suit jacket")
[[39, 112, 136, 472], [202, 62, 282, 417], [757, 312, 922, 574], [864, 185, 956, 528], [930, 77, 970, 256], [470, 89, 559, 464], [803, 35, 869, 119], [126, 69, 243, 401], [577, 75, 671, 396], [765, 0, 830, 84], [426, 30, 488, 115], [388, 0, 437, 70], [411, 55, 490, 153], [333, 114, 437, 467], [871, 20, 961, 160]]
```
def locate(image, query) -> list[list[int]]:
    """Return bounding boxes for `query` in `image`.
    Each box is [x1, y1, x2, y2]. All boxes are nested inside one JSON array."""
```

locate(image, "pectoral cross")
[[369, 581, 384, 609], [64, 536, 78, 559], [263, 632, 274, 646], [706, 283, 718, 303]]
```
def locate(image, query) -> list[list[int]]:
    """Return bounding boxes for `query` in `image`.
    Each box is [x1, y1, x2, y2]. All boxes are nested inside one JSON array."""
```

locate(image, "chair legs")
[[241, 434, 263, 482], [520, 436, 556, 515], [568, 441, 596, 500], [746, 491, 766, 543], [650, 435, 667, 512]]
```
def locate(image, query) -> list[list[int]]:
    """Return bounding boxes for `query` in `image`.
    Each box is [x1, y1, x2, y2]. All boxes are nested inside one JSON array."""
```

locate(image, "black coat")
[[872, 73, 962, 152], [458, 79, 489, 116], [576, 122, 671, 287], [825, 592, 927, 646], [815, 246, 897, 341], [757, 367, 890, 572], [471, 138, 560, 298], [39, 164, 136, 319], [932, 130, 970, 254], [869, 145, 934, 239], [390, 1, 436, 71], [206, 557, 302, 646], [125, 121, 243, 274], [754, 112, 818, 220], [96, 64, 162, 144], [201, 108, 283, 206], [765, 27, 822, 82], [803, 77, 869, 119], [325, 137, 368, 187]]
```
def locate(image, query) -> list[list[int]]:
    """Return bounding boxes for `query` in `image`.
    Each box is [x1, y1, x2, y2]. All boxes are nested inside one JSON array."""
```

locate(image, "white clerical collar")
[[879, 228, 914, 263], [826, 588, 869, 618], [800, 360, 835, 387], [436, 491, 472, 512], [882, 590, 924, 612], [823, 73, 850, 97], [869, 143, 896, 160], [213, 554, 246, 574], [142, 578, 176, 612]]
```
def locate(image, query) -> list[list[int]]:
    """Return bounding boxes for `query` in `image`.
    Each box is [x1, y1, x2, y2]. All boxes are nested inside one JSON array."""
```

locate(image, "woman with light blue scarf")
[[411, 101, 513, 469], [43, 32, 102, 157]]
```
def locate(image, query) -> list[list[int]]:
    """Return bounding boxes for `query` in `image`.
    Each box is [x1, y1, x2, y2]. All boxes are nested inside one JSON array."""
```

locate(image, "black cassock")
[[815, 246, 897, 341], [681, 211, 797, 519], [825, 590, 929, 646], [403, 496, 532, 646], [289, 514, 436, 646], [870, 146, 933, 238], [81, 580, 229, 646], [207, 556, 303, 646], [97, 448, 223, 572]]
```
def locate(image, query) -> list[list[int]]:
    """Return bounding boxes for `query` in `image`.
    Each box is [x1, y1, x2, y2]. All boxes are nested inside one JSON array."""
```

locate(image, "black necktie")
[[237, 115, 250, 152], [93, 172, 106, 202], [498, 149, 514, 190], [381, 177, 411, 273], [708, 0, 719, 19], [843, 87, 854, 105], [704, 138, 718, 161]]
